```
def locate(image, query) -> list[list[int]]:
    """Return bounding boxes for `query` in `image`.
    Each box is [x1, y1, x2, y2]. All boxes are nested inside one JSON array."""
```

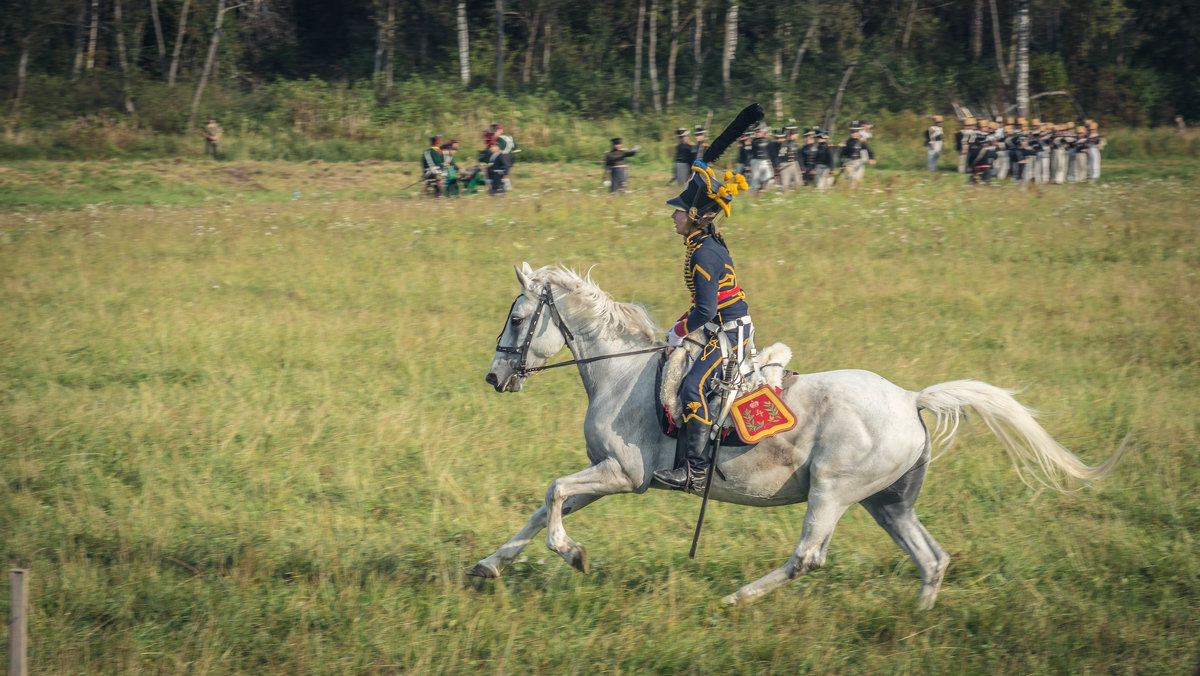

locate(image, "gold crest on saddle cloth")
[[731, 385, 797, 443]]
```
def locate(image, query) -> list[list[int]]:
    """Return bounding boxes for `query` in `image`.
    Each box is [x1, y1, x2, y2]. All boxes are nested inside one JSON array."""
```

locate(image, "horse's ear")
[[521, 261, 534, 276], [514, 264, 531, 291]]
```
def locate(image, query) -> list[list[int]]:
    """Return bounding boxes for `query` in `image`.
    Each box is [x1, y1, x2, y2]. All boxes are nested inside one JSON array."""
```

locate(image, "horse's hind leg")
[[468, 493, 603, 578], [859, 461, 950, 609], [723, 492, 852, 605]]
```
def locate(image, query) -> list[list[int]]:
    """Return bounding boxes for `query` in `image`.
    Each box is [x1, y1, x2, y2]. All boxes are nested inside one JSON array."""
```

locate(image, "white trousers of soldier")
[[777, 163, 802, 191], [1052, 149, 1068, 184], [993, 151, 1010, 180], [1036, 152, 1051, 184], [1070, 150, 1087, 183], [958, 150, 968, 173], [815, 164, 832, 190], [749, 159, 774, 191], [1087, 147, 1101, 181], [926, 141, 942, 170], [843, 158, 866, 188]]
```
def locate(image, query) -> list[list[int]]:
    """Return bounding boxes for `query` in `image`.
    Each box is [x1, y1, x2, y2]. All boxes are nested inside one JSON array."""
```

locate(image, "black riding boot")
[[651, 419, 712, 493]]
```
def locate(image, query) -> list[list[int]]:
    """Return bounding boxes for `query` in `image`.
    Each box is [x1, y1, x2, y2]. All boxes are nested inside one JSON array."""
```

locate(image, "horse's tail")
[[916, 380, 1128, 491]]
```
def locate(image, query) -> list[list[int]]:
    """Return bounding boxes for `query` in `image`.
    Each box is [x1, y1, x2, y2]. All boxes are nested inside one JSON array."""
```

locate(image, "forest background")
[[1, 0, 1197, 163]]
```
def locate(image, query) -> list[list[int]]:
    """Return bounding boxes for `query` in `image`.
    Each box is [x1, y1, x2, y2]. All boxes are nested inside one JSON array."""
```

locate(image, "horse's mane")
[[529, 265, 663, 344]]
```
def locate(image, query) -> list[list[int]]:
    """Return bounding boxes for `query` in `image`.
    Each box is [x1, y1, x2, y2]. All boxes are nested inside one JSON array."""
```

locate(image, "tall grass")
[[1, 163, 1198, 673]]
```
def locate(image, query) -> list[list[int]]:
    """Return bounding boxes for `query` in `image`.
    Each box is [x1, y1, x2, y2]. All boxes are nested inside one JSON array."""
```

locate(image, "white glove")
[[603, 180, 611, 187], [665, 315, 688, 347]]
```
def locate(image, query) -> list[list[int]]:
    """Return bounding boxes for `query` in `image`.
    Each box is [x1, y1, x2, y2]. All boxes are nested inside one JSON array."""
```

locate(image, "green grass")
[[2, 160, 1198, 674]]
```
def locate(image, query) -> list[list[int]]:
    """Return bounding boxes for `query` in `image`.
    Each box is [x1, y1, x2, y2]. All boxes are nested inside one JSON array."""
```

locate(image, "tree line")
[[1, 0, 1195, 136]]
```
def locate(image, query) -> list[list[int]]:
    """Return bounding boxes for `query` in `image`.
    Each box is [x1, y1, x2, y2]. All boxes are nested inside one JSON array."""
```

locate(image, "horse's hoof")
[[721, 593, 739, 606], [467, 562, 499, 579], [568, 546, 589, 574]]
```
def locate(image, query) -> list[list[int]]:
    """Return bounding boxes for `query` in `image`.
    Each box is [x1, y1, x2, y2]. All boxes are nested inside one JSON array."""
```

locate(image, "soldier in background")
[[992, 119, 1011, 180], [422, 135, 445, 197], [748, 124, 775, 193], [673, 127, 694, 185], [970, 136, 998, 184], [799, 128, 820, 186], [603, 138, 640, 193], [1051, 124, 1071, 184], [485, 139, 511, 195], [1085, 120, 1105, 182], [815, 130, 835, 189], [839, 125, 875, 190], [491, 123, 516, 191], [203, 118, 223, 159], [734, 131, 752, 176], [441, 141, 461, 197], [775, 125, 802, 191], [925, 115, 944, 170], [1070, 125, 1090, 182], [956, 118, 976, 173], [1033, 120, 1053, 184], [694, 125, 709, 162]]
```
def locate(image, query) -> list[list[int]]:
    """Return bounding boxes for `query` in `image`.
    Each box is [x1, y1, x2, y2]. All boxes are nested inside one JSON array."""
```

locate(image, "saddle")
[[655, 330, 795, 444]]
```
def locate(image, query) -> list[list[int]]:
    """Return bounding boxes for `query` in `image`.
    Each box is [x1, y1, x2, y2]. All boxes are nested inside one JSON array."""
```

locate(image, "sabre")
[[689, 358, 740, 559]]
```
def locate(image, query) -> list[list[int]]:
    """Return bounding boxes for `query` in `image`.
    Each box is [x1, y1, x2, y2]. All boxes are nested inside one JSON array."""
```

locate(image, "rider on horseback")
[[652, 103, 764, 494]]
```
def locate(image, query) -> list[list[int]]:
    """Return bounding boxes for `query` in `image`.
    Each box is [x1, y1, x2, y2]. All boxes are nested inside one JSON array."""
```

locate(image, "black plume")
[[702, 103, 765, 164]]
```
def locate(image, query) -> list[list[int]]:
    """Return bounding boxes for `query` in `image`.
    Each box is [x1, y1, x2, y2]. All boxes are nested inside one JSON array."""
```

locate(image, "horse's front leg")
[[544, 457, 636, 573], [468, 494, 603, 579]]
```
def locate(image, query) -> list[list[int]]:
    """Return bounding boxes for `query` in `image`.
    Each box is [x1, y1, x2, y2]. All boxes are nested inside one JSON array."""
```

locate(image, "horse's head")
[[486, 262, 572, 393]]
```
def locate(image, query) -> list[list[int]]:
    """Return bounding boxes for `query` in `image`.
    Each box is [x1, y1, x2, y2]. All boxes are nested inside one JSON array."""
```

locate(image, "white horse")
[[474, 263, 1126, 608]]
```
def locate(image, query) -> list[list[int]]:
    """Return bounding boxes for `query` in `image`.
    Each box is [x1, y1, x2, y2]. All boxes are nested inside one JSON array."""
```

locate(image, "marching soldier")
[[603, 138, 640, 193], [1085, 120, 1105, 181], [652, 103, 761, 494], [422, 135, 445, 198], [1034, 121, 1053, 184], [839, 125, 875, 190], [1051, 124, 1072, 184], [694, 125, 709, 163], [1070, 125, 1089, 182], [775, 125, 802, 191], [925, 115, 945, 170], [748, 124, 775, 193], [993, 122, 1011, 180], [485, 139, 511, 195], [815, 130, 835, 189], [734, 132, 752, 177], [798, 129, 820, 186], [491, 123, 517, 191], [970, 135, 999, 184], [956, 118, 976, 174], [674, 128, 694, 185]]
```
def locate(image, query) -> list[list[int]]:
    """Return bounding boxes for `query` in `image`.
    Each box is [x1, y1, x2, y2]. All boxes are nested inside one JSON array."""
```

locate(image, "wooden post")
[[9, 569, 28, 676]]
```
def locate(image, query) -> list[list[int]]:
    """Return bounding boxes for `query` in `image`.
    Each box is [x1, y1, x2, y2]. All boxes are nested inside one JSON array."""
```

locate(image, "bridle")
[[495, 284, 667, 378]]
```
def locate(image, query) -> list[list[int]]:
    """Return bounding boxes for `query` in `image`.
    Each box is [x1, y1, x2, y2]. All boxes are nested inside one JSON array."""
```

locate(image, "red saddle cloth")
[[731, 385, 797, 443]]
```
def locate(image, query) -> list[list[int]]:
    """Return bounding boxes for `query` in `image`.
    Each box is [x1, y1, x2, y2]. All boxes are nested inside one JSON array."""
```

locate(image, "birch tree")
[[113, 0, 136, 113], [457, 1, 469, 85], [722, 1, 737, 98], [495, 0, 504, 91], [989, 0, 1010, 88], [149, 0, 167, 79], [168, 0, 191, 85], [648, 0, 662, 113], [187, 0, 228, 130], [1015, 0, 1030, 118], [633, 0, 645, 113], [666, 0, 679, 108]]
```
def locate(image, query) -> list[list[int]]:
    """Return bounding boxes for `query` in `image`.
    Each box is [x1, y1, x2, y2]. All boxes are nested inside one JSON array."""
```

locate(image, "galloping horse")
[[473, 263, 1125, 608]]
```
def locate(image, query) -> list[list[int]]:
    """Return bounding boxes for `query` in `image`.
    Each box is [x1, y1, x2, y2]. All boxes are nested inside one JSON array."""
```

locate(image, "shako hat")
[[694, 125, 707, 135], [611, 137, 623, 146], [666, 103, 764, 220], [676, 127, 689, 137]]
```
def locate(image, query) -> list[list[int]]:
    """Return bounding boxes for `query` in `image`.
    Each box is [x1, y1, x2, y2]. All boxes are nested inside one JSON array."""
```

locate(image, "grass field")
[[2, 158, 1198, 674]]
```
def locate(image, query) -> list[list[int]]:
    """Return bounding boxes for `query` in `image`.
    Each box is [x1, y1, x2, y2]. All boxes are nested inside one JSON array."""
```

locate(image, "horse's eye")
[[511, 317, 524, 328]]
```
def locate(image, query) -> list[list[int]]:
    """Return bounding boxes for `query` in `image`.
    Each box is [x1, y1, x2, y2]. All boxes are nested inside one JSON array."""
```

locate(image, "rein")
[[497, 284, 668, 378]]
